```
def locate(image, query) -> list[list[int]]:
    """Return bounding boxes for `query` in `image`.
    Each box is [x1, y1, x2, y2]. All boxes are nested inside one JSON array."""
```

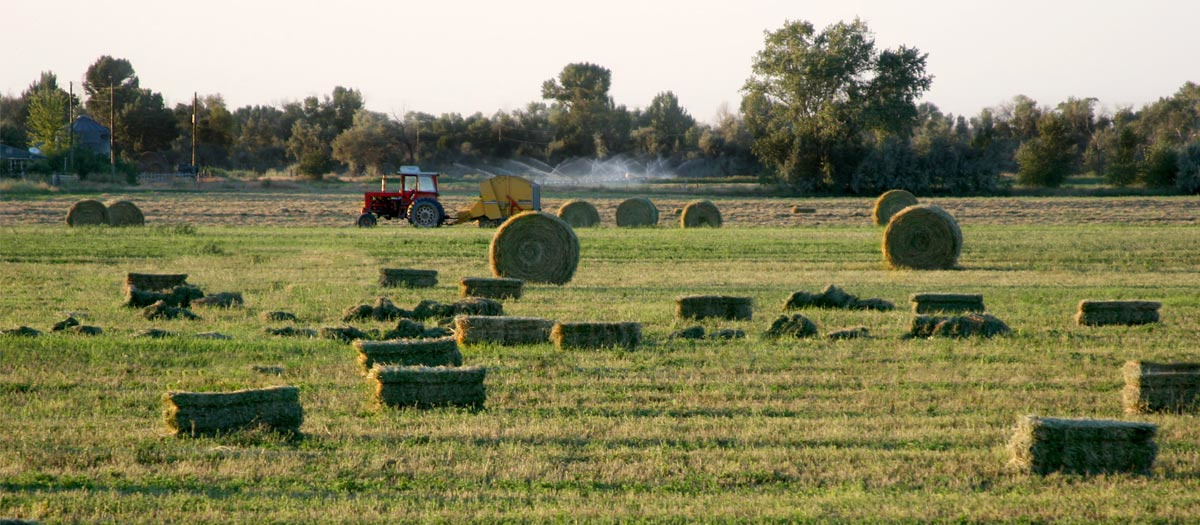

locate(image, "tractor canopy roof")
[[398, 166, 440, 176]]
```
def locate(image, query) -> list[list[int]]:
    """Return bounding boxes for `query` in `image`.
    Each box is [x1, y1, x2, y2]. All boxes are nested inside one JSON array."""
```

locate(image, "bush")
[[1176, 141, 1200, 194], [1142, 142, 1179, 188]]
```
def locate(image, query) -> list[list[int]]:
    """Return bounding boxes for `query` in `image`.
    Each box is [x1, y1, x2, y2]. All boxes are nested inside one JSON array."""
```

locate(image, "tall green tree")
[[740, 18, 932, 191], [542, 62, 615, 158], [331, 110, 406, 174], [634, 91, 695, 155], [25, 83, 71, 155], [82, 56, 177, 162], [1015, 113, 1075, 187]]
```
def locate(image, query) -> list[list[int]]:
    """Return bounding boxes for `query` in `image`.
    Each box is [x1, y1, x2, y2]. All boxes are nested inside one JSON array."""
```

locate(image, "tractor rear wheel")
[[408, 198, 444, 228], [357, 213, 377, 227]]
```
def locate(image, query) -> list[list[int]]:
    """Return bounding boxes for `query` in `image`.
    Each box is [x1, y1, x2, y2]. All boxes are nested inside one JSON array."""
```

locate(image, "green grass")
[[2, 220, 1200, 523]]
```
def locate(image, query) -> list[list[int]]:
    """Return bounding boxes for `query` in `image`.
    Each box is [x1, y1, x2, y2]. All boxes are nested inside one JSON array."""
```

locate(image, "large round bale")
[[882, 205, 962, 270], [489, 211, 579, 285], [556, 199, 601, 228], [615, 197, 659, 227], [65, 199, 108, 227], [353, 336, 463, 373], [105, 200, 144, 226], [550, 321, 642, 350], [872, 189, 918, 226], [679, 200, 723, 228]]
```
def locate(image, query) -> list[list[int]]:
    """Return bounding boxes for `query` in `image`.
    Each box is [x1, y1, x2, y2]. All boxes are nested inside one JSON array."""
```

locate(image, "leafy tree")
[[633, 91, 695, 155], [740, 18, 932, 191], [25, 83, 71, 155], [331, 110, 406, 174], [1, 94, 25, 148], [173, 95, 235, 168], [287, 120, 333, 178], [1101, 125, 1141, 186], [1176, 140, 1200, 193], [542, 63, 615, 158], [1015, 113, 1075, 187], [81, 56, 177, 163], [1141, 141, 1178, 187], [232, 105, 290, 172]]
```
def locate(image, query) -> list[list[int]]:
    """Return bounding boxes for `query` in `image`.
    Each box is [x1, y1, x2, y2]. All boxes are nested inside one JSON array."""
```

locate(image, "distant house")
[[73, 115, 111, 156], [0, 143, 46, 174]]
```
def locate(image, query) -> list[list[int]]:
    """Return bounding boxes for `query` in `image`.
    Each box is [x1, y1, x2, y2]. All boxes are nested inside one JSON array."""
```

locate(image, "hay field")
[[2, 193, 1200, 522], [3, 185, 1198, 227]]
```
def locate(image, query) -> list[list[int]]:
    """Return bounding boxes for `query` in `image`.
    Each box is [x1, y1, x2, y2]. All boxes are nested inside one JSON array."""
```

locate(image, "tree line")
[[2, 19, 1199, 194]]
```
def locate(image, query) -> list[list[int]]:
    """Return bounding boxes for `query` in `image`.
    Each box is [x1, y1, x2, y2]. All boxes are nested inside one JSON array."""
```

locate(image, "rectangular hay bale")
[[675, 295, 753, 320], [125, 272, 189, 293], [1008, 415, 1157, 475], [163, 385, 302, 436], [909, 293, 985, 313], [454, 315, 554, 346], [1076, 300, 1161, 326], [353, 336, 463, 373], [378, 268, 438, 288], [459, 277, 524, 300], [370, 365, 486, 409], [550, 322, 642, 350], [1123, 360, 1200, 414]]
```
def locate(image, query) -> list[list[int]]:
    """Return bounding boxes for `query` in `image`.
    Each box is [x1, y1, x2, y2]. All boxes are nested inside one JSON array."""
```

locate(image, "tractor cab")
[[357, 166, 448, 228]]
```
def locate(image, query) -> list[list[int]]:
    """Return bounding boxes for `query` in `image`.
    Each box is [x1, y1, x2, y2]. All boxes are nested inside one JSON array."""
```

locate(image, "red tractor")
[[356, 166, 449, 228]]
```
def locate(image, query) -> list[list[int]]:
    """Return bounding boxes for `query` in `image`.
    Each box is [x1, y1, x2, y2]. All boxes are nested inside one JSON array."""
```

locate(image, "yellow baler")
[[456, 175, 541, 226]]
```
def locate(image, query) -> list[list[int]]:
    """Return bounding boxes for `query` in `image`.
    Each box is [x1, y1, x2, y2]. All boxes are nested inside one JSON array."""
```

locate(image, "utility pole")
[[109, 81, 115, 181], [191, 92, 197, 176], [68, 82, 74, 173]]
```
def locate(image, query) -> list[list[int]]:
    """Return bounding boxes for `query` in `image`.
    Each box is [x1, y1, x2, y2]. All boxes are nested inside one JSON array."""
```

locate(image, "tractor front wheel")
[[357, 213, 377, 227], [408, 198, 445, 228]]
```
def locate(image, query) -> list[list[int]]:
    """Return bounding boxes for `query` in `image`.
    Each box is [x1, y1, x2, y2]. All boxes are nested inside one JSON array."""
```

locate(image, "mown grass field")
[[2, 194, 1200, 523]]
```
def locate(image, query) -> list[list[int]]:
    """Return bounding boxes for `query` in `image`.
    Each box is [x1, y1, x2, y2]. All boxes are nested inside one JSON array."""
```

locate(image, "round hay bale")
[[615, 197, 659, 227], [872, 189, 918, 226], [679, 200, 722, 228], [105, 200, 144, 226], [882, 205, 962, 270], [66, 199, 108, 227], [489, 211, 579, 285], [556, 199, 601, 228]]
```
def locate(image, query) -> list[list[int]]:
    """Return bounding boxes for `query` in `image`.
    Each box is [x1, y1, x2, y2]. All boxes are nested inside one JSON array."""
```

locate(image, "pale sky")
[[3, 0, 1198, 122]]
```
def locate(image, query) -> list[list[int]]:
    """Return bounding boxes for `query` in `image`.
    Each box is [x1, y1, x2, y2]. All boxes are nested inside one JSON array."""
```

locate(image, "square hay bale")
[[370, 365, 487, 409], [909, 293, 985, 313], [1123, 361, 1200, 414], [412, 297, 504, 320], [460, 277, 524, 300], [163, 385, 303, 436], [1008, 415, 1157, 475], [550, 322, 642, 350], [907, 313, 1010, 338], [353, 336, 463, 373], [125, 272, 188, 293], [124, 284, 204, 308], [454, 315, 554, 346], [1076, 300, 1161, 326], [379, 268, 438, 288], [676, 295, 753, 321]]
